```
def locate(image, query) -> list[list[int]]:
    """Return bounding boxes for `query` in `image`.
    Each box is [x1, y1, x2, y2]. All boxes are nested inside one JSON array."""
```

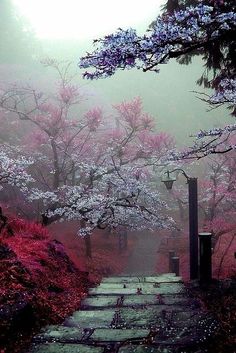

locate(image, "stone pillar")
[[199, 232, 212, 284], [172, 256, 180, 276], [169, 250, 175, 272]]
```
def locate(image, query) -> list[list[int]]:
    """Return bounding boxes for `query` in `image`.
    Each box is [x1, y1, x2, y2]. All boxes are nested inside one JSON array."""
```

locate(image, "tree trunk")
[[51, 139, 60, 189], [124, 232, 128, 250], [84, 234, 92, 258], [80, 219, 92, 258]]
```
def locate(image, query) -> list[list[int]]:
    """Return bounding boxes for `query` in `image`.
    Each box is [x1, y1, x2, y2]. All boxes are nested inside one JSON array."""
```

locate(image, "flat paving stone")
[[81, 296, 119, 309], [64, 309, 115, 328], [123, 295, 193, 307], [29, 343, 103, 353], [33, 326, 84, 342], [122, 295, 158, 306], [89, 283, 185, 295], [119, 307, 178, 328], [152, 312, 218, 345], [171, 310, 208, 327], [91, 328, 150, 341], [118, 346, 174, 353], [100, 282, 183, 288], [102, 275, 181, 284], [29, 275, 217, 353], [81, 294, 195, 309]]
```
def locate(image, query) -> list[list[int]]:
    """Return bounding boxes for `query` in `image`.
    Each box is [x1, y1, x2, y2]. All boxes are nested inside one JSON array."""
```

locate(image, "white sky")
[[13, 0, 164, 39]]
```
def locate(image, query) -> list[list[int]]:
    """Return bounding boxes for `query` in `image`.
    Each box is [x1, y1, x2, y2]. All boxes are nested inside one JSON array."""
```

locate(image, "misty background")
[[0, 0, 231, 147]]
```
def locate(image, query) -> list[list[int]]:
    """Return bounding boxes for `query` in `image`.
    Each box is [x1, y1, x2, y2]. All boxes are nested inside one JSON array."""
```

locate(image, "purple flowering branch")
[[171, 125, 236, 160], [79, 2, 236, 159], [80, 4, 236, 79]]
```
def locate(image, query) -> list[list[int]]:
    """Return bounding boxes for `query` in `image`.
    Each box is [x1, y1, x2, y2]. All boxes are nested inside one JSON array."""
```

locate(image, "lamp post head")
[[162, 171, 176, 190]]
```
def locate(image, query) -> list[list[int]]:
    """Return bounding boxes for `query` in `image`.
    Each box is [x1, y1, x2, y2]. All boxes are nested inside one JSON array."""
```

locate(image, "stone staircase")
[[28, 274, 218, 353]]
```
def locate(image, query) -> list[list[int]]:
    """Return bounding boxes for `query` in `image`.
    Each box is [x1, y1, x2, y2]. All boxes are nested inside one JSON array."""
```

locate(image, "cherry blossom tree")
[[198, 149, 236, 238], [164, 150, 236, 240], [80, 1, 236, 157], [0, 60, 175, 256], [0, 59, 98, 191], [193, 149, 236, 276], [0, 144, 34, 234], [0, 145, 33, 191]]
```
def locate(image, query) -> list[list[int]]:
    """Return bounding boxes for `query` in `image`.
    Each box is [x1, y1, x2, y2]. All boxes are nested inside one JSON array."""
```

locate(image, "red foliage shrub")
[[0, 216, 89, 353], [212, 232, 236, 278]]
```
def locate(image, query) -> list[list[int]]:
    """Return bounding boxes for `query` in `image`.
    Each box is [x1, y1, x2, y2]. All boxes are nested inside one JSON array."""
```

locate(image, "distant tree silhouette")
[[0, 0, 39, 63]]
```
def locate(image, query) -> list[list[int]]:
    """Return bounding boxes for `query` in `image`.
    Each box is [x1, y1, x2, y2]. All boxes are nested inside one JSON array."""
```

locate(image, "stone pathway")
[[28, 274, 218, 353]]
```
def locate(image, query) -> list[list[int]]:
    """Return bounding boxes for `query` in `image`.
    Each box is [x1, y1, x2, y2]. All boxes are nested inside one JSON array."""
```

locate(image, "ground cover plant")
[[0, 215, 89, 353]]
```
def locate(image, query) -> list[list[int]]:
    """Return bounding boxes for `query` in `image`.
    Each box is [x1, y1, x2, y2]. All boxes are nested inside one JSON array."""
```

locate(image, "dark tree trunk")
[[84, 234, 92, 258], [41, 211, 61, 226], [80, 219, 92, 258], [51, 139, 60, 189]]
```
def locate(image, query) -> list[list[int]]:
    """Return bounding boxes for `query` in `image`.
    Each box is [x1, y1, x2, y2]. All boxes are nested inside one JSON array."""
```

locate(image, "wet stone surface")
[[33, 326, 84, 342], [118, 346, 175, 353], [91, 329, 150, 341], [29, 274, 218, 353], [89, 282, 185, 296], [102, 275, 182, 284], [81, 294, 198, 309], [29, 343, 104, 353], [64, 309, 115, 328]]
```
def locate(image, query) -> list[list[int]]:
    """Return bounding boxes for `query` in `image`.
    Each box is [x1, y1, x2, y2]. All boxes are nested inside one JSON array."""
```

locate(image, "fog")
[[1, 6, 236, 350], [1, 0, 232, 146], [0, 0, 232, 228]]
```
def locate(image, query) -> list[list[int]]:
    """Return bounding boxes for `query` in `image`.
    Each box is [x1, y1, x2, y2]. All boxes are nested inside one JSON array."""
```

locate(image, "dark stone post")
[[171, 256, 180, 276], [169, 250, 175, 272], [188, 178, 199, 280], [199, 232, 212, 284]]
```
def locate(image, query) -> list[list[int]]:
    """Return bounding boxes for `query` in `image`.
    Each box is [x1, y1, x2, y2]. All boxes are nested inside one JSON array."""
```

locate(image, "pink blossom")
[[114, 97, 143, 129], [84, 107, 102, 131], [59, 85, 80, 104]]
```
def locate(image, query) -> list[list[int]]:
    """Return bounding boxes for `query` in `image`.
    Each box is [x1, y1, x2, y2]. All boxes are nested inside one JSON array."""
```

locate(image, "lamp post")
[[162, 169, 199, 280]]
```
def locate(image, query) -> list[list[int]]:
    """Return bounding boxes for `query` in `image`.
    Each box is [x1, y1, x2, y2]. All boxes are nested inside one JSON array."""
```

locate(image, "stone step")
[[32, 310, 217, 349], [29, 343, 103, 353], [64, 309, 115, 329], [90, 328, 150, 342], [29, 343, 176, 353], [89, 283, 185, 296], [96, 282, 183, 290], [118, 346, 176, 353], [63, 307, 204, 330], [81, 294, 199, 310], [28, 274, 218, 353], [33, 326, 150, 343], [102, 274, 181, 284]]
